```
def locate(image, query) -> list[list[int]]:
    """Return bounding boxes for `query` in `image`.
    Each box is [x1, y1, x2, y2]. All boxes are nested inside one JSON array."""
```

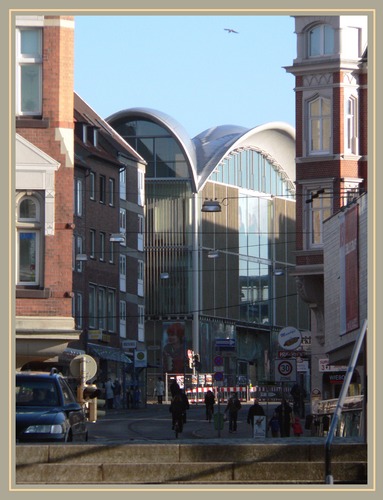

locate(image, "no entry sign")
[[274, 359, 297, 382]]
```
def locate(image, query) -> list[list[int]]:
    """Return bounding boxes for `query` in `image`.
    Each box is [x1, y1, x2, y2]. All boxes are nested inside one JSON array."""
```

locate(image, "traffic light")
[[77, 384, 102, 422], [194, 353, 201, 371], [188, 350, 195, 369]]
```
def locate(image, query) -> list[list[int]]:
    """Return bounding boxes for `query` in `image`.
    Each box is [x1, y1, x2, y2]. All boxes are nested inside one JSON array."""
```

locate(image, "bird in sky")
[[224, 28, 239, 34]]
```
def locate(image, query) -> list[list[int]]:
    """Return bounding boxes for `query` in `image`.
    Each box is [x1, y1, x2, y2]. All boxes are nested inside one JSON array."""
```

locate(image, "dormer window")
[[309, 24, 335, 57]]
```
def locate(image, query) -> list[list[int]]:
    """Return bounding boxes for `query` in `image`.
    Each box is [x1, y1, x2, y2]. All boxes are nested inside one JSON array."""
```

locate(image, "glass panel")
[[324, 25, 334, 54], [19, 232, 36, 282], [309, 27, 321, 56], [310, 99, 320, 115], [322, 117, 331, 151], [20, 29, 40, 55], [20, 198, 37, 220], [21, 65, 41, 113], [310, 119, 320, 151]]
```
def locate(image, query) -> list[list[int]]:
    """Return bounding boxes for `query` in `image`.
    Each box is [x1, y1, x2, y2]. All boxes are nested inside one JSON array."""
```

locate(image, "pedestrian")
[[112, 378, 122, 409], [104, 378, 114, 409], [204, 389, 215, 421], [225, 392, 242, 433], [290, 383, 307, 418], [268, 411, 280, 437], [275, 398, 293, 437], [133, 386, 140, 409], [246, 398, 265, 429], [126, 386, 132, 409], [292, 416, 303, 437], [155, 377, 165, 404], [169, 392, 188, 433], [169, 379, 180, 398]]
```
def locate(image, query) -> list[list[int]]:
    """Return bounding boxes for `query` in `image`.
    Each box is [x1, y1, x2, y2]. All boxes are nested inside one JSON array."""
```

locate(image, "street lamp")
[[110, 232, 126, 243]]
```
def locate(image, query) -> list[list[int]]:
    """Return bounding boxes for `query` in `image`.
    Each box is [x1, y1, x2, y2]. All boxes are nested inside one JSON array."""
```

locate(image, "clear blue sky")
[[74, 15, 296, 138]]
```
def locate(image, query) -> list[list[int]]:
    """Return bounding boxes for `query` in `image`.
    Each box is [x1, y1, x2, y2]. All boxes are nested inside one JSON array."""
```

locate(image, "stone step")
[[15, 443, 367, 485]]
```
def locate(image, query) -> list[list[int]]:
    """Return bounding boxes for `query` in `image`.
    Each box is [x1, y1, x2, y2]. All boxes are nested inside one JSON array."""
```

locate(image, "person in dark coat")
[[225, 392, 242, 433], [169, 379, 180, 398], [169, 393, 188, 432], [247, 398, 265, 429], [275, 399, 293, 437]]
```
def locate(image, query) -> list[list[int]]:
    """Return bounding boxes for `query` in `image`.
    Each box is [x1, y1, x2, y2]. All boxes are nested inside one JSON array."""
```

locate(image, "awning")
[[88, 343, 132, 364]]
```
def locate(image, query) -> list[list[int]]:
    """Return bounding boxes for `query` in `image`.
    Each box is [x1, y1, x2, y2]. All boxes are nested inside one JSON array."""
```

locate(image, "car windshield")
[[16, 378, 60, 407]]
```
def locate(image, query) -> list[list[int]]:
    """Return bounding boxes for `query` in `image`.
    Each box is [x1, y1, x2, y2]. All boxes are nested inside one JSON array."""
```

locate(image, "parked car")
[[16, 369, 88, 443]]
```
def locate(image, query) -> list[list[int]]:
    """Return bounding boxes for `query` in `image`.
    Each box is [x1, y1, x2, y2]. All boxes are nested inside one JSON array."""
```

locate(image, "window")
[[138, 260, 144, 297], [107, 289, 116, 332], [119, 300, 127, 338], [89, 172, 95, 200], [119, 254, 126, 292], [138, 305, 145, 342], [89, 285, 97, 328], [109, 240, 115, 264], [75, 293, 83, 329], [138, 214, 144, 251], [138, 170, 145, 206], [308, 97, 331, 154], [89, 229, 95, 258], [99, 232, 105, 261], [119, 208, 126, 246], [75, 235, 84, 272], [98, 287, 106, 330], [16, 28, 42, 116], [109, 178, 115, 206], [309, 24, 335, 57], [99, 175, 106, 203], [74, 178, 83, 216], [346, 96, 358, 154], [305, 187, 332, 247], [16, 194, 43, 286], [120, 168, 126, 200]]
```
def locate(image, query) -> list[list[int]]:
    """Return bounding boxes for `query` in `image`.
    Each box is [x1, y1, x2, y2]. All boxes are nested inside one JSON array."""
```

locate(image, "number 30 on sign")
[[275, 359, 297, 382]]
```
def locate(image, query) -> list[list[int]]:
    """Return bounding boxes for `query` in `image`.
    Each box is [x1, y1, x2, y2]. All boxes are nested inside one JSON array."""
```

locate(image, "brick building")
[[71, 93, 146, 384], [15, 16, 77, 369], [285, 16, 368, 411]]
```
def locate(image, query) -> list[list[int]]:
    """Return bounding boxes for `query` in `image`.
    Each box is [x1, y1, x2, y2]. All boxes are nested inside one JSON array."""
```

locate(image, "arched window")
[[308, 24, 335, 57], [308, 96, 331, 154], [16, 193, 43, 286]]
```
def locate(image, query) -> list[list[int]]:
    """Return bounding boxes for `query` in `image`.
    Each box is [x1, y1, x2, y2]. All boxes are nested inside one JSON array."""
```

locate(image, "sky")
[[74, 15, 297, 138]]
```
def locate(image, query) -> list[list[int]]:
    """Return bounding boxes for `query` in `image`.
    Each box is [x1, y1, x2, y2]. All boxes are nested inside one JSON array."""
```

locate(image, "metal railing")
[[325, 319, 367, 484]]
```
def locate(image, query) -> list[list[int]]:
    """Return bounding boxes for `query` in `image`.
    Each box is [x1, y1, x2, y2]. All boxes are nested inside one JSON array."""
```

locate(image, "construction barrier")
[[186, 386, 249, 403]]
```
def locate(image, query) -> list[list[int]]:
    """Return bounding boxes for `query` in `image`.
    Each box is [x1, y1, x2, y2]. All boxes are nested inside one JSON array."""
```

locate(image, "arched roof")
[[106, 108, 296, 193]]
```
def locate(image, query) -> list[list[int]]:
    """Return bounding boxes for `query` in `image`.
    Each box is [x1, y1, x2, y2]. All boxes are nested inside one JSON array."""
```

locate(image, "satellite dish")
[[70, 354, 97, 381]]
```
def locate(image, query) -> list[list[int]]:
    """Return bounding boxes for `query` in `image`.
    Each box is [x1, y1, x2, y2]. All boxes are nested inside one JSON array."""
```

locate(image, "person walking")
[[275, 398, 293, 437], [104, 378, 114, 409], [246, 398, 265, 430], [225, 392, 242, 433], [112, 378, 122, 409], [292, 416, 303, 437], [204, 389, 215, 421], [268, 411, 280, 437], [155, 377, 165, 404]]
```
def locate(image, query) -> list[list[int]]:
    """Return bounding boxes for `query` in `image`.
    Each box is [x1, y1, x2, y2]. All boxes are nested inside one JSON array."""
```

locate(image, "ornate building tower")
[[285, 16, 368, 395]]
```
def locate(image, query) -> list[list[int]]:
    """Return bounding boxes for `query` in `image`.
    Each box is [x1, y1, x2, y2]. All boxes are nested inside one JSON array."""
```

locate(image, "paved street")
[[87, 401, 338, 444]]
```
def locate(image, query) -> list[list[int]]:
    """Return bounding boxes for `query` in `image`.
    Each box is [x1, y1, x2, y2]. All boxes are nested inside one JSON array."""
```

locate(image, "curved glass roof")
[[106, 107, 296, 194]]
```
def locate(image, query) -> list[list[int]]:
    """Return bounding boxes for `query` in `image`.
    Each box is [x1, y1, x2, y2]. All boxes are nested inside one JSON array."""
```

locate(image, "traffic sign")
[[214, 355, 224, 366], [215, 338, 236, 350], [214, 371, 224, 382], [274, 359, 297, 382]]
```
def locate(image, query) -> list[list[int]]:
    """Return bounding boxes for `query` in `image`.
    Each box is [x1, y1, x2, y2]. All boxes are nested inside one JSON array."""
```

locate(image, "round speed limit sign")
[[275, 359, 296, 382], [278, 361, 293, 376]]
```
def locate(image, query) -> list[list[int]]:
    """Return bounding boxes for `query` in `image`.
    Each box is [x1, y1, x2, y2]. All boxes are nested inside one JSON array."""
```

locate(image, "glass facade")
[[108, 113, 309, 389], [210, 149, 295, 198]]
